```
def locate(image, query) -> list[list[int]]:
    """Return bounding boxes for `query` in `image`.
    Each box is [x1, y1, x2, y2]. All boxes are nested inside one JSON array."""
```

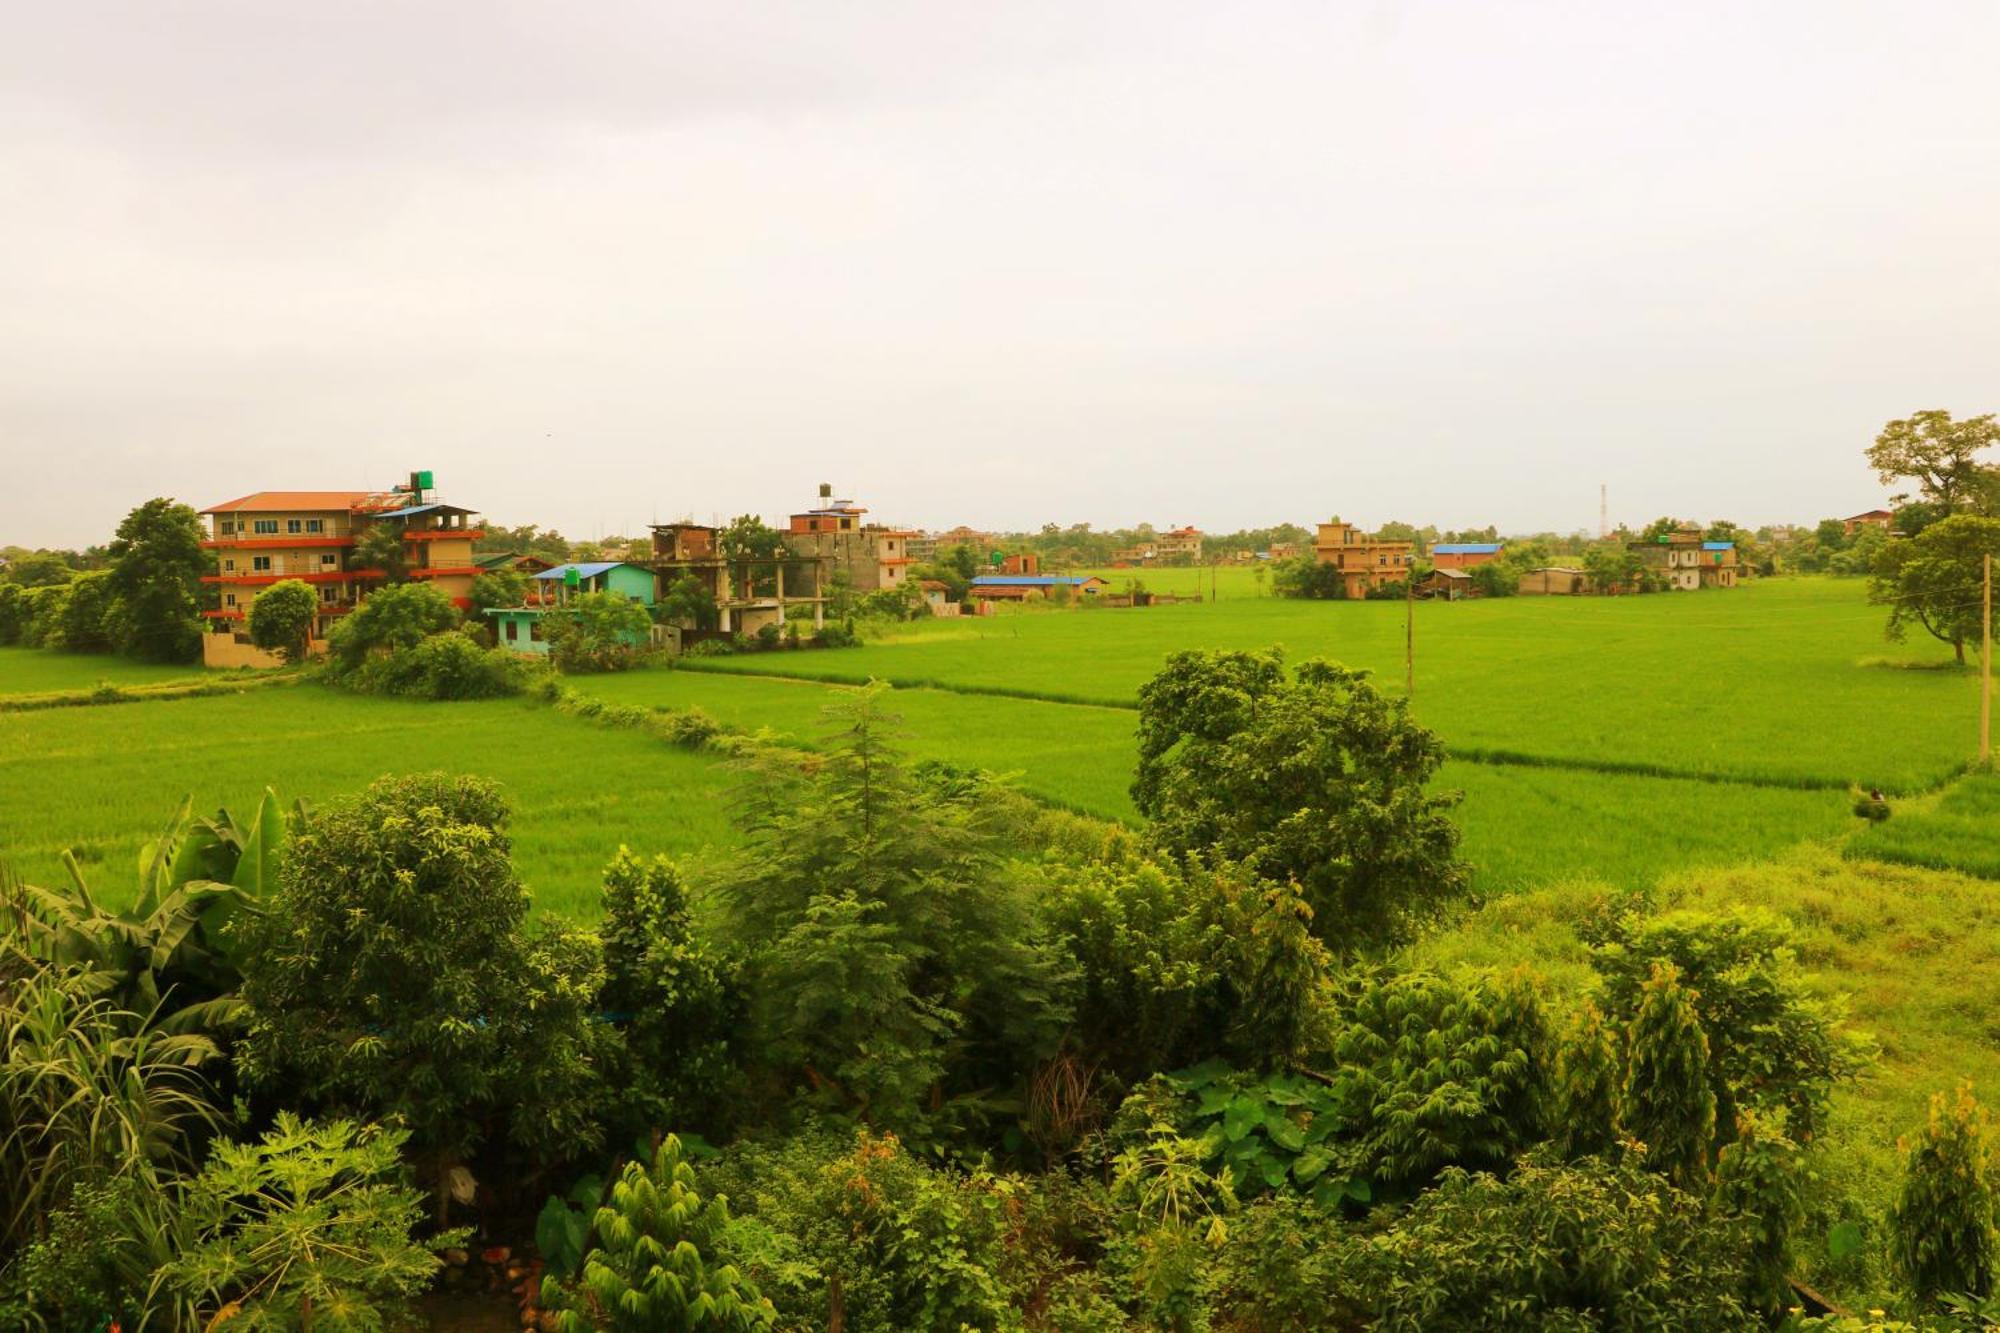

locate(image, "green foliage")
[[1133, 648, 1468, 950], [543, 1135, 774, 1331], [1582, 541, 1645, 593], [0, 1173, 160, 1332], [1030, 852, 1331, 1092], [711, 686, 1069, 1137], [325, 581, 458, 669], [1714, 1109, 1806, 1318], [0, 963, 222, 1261], [1469, 560, 1519, 597], [1867, 409, 2000, 513], [546, 590, 655, 672], [1870, 513, 2000, 663], [719, 515, 788, 599], [57, 569, 119, 653], [1269, 554, 1345, 600], [156, 1113, 458, 1332], [599, 847, 739, 1138], [468, 567, 530, 625], [4, 552, 76, 588], [1298, 1151, 1752, 1330], [341, 627, 528, 699], [247, 578, 320, 662], [1327, 965, 1552, 1194], [1550, 999, 1622, 1159], [1156, 1064, 1367, 1208], [18, 583, 71, 648], [1889, 1084, 1998, 1312], [1108, 1122, 1236, 1330], [1587, 905, 1862, 1143], [661, 573, 721, 630], [1622, 962, 1715, 1191], [107, 497, 207, 664], [702, 1128, 1012, 1332], [237, 773, 606, 1196], [352, 519, 411, 584], [534, 1172, 607, 1282]]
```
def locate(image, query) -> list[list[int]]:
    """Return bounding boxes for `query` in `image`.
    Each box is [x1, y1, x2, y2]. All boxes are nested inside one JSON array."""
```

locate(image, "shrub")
[[814, 620, 859, 649], [1622, 962, 1716, 1192], [236, 774, 607, 1209], [353, 629, 527, 699], [1889, 1084, 1998, 1312], [325, 583, 458, 669], [156, 1114, 458, 1331], [1714, 1109, 1806, 1319], [599, 848, 739, 1139], [542, 1135, 775, 1332], [545, 591, 653, 672], [1550, 999, 1622, 1160], [247, 578, 319, 663], [683, 637, 736, 658]]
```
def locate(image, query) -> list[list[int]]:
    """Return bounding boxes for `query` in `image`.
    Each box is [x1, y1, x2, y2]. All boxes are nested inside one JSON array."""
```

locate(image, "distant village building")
[[1156, 526, 1204, 562], [1629, 528, 1706, 591], [197, 471, 480, 668], [1843, 509, 1894, 536], [1518, 567, 1590, 596], [1430, 542, 1504, 570], [486, 561, 657, 654], [1266, 541, 1300, 561], [997, 553, 1041, 576], [1312, 517, 1415, 599], [918, 579, 961, 617], [968, 574, 1108, 602], [475, 550, 555, 574], [1699, 541, 1740, 588]]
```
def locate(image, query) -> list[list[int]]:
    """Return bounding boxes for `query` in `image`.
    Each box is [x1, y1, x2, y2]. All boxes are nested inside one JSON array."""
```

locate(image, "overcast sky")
[[4, 1, 1997, 548]]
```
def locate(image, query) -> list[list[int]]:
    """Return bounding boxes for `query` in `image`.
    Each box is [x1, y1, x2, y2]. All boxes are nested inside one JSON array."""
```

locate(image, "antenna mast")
[[1599, 483, 1609, 539]]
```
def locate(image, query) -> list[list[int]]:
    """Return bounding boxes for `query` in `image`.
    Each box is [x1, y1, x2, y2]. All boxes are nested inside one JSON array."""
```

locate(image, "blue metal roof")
[[533, 561, 629, 581], [370, 502, 474, 519], [1702, 541, 1735, 551], [970, 575, 1102, 587], [1432, 543, 1502, 554]]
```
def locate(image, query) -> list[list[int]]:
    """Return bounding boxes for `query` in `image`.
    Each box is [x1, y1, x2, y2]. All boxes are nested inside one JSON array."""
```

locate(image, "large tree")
[[1867, 409, 2000, 513], [106, 498, 206, 663], [247, 579, 320, 663], [352, 520, 411, 585], [1133, 648, 1468, 950], [1870, 514, 2000, 665]]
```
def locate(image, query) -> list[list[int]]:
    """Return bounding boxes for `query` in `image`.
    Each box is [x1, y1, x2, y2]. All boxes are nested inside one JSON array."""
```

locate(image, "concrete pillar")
[[775, 563, 785, 625]]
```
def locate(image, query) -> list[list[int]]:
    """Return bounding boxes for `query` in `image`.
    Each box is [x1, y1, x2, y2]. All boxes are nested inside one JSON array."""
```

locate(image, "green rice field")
[[0, 688, 737, 917], [1848, 772, 2000, 881], [689, 577, 1977, 792], [0, 645, 226, 696]]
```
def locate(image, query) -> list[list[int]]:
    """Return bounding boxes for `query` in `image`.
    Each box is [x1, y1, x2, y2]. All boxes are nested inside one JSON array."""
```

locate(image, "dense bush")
[[545, 590, 654, 672], [236, 773, 609, 1209], [1889, 1084, 1998, 1312], [340, 627, 528, 699], [325, 582, 459, 669]]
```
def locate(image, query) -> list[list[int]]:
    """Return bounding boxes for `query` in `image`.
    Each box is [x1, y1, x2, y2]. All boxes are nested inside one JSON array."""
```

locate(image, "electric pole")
[[1405, 571, 1415, 701], [1983, 552, 1992, 765]]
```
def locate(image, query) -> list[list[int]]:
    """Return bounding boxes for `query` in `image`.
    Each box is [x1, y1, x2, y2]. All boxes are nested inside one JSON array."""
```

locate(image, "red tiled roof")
[[201, 490, 374, 514]]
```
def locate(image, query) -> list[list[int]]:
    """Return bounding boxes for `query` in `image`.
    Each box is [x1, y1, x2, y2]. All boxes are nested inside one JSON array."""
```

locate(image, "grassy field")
[[0, 646, 229, 696], [0, 687, 738, 917], [1848, 772, 2000, 880], [1414, 845, 2000, 1221], [569, 667, 1858, 895], [689, 577, 1974, 792]]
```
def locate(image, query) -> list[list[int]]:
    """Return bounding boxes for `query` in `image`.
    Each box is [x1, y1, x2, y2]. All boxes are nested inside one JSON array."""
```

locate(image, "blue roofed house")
[[486, 561, 658, 654], [1430, 542, 1504, 570], [1699, 541, 1740, 588], [968, 574, 1110, 603]]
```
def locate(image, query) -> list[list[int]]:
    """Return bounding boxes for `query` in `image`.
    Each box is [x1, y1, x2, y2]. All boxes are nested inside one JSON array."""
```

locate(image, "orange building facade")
[[1312, 518, 1416, 598]]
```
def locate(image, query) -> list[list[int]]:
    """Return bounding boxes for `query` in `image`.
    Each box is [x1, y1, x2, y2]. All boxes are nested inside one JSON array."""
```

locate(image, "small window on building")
[[219, 520, 236, 535], [287, 519, 302, 534], [306, 518, 323, 533], [252, 556, 272, 572], [505, 620, 518, 642], [253, 519, 278, 535], [529, 620, 544, 642], [320, 553, 338, 567], [224, 559, 236, 572], [224, 593, 237, 607]]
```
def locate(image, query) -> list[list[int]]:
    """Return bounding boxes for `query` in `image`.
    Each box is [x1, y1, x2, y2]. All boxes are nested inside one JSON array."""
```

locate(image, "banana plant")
[[10, 789, 301, 1034]]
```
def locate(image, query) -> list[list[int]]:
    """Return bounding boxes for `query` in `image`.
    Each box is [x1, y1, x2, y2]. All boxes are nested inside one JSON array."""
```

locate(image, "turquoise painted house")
[[486, 561, 656, 655]]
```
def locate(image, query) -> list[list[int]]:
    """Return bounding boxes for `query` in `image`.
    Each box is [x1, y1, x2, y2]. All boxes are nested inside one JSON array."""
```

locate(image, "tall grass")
[[1847, 773, 2000, 879]]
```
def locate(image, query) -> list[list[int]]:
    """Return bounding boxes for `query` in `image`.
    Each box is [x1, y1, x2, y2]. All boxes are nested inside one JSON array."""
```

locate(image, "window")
[[252, 556, 272, 572], [305, 518, 323, 533], [528, 620, 544, 642], [219, 520, 236, 535], [224, 593, 237, 607], [287, 519, 302, 534], [320, 553, 338, 567], [253, 519, 278, 535], [224, 559, 236, 572], [505, 620, 518, 642]]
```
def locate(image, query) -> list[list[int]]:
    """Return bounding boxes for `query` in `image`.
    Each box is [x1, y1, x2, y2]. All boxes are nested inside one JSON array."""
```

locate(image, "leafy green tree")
[[1890, 1084, 1999, 1312], [545, 589, 654, 671], [1467, 560, 1518, 597], [5, 551, 74, 587], [156, 1114, 459, 1332], [543, 1136, 775, 1332], [711, 685, 1069, 1135], [477, 522, 572, 561], [247, 578, 319, 663], [325, 582, 458, 669], [56, 568, 119, 652], [1622, 962, 1715, 1192], [106, 497, 206, 663], [352, 519, 410, 584], [599, 848, 739, 1137], [719, 514, 788, 599], [237, 774, 606, 1211], [1714, 1109, 1805, 1319], [1552, 998, 1622, 1160], [1868, 409, 2000, 513], [467, 568, 529, 626], [943, 543, 980, 581], [1269, 555, 1344, 600], [19, 582, 72, 647], [1582, 542, 1644, 593], [1586, 906, 1863, 1145], [0, 582, 24, 644], [1133, 648, 1468, 950], [660, 573, 721, 630], [1870, 513, 2000, 664]]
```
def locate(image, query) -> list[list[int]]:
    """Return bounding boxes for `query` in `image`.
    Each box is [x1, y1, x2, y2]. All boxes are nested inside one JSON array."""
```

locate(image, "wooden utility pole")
[[1983, 552, 1993, 765], [1405, 572, 1415, 700]]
